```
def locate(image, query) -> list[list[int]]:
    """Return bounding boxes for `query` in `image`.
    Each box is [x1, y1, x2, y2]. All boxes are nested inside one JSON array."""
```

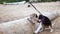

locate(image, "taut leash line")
[[29, 2, 42, 15]]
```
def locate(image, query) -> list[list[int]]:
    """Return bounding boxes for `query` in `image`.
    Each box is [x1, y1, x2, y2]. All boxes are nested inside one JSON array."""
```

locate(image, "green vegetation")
[[41, 0, 52, 2], [0, 0, 26, 4], [0, 0, 59, 4]]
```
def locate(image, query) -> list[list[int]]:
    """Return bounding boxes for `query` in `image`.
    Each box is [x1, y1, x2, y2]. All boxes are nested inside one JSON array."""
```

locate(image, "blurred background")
[[0, 0, 60, 4], [0, 0, 60, 34]]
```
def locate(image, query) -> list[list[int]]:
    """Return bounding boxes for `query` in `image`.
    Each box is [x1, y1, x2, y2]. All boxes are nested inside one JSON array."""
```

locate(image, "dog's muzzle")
[[27, 18, 35, 24]]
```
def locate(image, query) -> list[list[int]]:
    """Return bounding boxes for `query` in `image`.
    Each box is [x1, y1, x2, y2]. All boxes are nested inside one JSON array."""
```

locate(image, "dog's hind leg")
[[49, 25, 54, 32]]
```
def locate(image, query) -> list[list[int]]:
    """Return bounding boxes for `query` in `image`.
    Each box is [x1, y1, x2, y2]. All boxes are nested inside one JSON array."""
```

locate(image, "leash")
[[29, 2, 42, 15]]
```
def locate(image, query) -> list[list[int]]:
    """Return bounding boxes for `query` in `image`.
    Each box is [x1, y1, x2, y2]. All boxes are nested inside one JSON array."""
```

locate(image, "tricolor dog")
[[34, 15, 54, 34]]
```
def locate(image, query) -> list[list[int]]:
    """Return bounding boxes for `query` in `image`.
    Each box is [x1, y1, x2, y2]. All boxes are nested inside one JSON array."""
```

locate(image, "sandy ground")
[[0, 1, 60, 34]]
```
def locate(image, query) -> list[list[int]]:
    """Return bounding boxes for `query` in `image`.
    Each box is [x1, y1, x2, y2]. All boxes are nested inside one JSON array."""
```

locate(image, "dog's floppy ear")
[[39, 15, 43, 19]]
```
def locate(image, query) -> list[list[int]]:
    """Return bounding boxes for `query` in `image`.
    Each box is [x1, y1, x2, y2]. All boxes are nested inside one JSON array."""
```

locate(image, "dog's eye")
[[36, 14, 38, 18]]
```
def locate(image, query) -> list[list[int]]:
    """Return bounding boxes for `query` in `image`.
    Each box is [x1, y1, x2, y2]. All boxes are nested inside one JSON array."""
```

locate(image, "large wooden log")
[[0, 17, 35, 34]]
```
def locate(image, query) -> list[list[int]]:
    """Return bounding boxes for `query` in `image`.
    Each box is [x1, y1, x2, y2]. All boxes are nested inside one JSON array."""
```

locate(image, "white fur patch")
[[34, 22, 42, 34]]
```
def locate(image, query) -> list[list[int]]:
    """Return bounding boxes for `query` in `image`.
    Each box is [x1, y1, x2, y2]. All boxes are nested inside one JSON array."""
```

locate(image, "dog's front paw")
[[33, 33, 38, 34], [50, 29, 54, 32]]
